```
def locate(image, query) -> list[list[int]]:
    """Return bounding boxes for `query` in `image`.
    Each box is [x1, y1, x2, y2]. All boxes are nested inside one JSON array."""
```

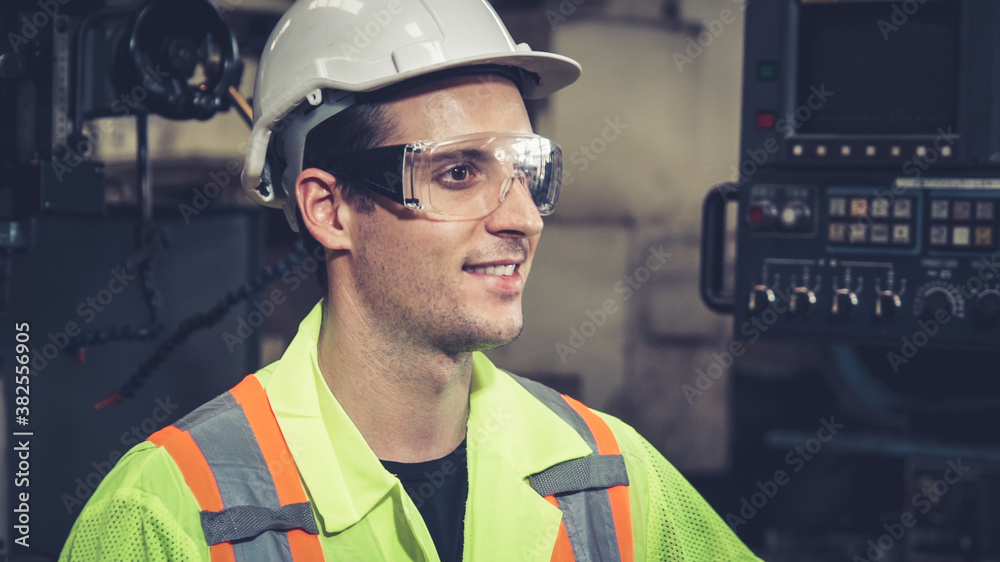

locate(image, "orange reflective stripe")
[[229, 375, 324, 560], [561, 395, 620, 455], [148, 426, 236, 562], [545, 496, 576, 562], [229, 376, 308, 505], [561, 395, 634, 562]]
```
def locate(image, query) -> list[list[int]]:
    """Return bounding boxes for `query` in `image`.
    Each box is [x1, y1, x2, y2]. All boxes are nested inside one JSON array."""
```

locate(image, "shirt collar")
[[258, 301, 592, 534]]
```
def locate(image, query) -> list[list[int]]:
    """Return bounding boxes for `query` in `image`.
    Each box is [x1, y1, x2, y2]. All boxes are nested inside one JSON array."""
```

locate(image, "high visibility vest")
[[148, 374, 633, 561]]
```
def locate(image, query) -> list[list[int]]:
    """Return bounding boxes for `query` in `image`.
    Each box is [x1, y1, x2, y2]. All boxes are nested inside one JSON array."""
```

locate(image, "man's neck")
[[315, 299, 473, 463]]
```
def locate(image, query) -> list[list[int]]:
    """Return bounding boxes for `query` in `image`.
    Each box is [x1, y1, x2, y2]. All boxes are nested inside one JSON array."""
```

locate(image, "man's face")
[[348, 75, 543, 355]]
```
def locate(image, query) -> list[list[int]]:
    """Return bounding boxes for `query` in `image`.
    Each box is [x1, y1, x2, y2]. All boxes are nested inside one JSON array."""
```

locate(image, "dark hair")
[[296, 101, 394, 290]]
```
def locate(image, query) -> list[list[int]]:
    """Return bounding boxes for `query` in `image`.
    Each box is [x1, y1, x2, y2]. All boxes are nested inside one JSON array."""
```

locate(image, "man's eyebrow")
[[428, 148, 493, 166]]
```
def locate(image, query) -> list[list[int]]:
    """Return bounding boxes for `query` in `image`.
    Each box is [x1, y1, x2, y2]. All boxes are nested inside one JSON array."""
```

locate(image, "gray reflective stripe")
[[201, 503, 318, 545], [528, 455, 629, 497], [508, 373, 629, 561], [508, 373, 599, 453], [557, 489, 622, 562], [174, 392, 236, 433], [168, 390, 317, 560]]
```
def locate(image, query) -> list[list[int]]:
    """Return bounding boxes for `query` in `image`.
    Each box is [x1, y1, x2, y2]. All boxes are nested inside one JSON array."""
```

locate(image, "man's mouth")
[[463, 263, 518, 277]]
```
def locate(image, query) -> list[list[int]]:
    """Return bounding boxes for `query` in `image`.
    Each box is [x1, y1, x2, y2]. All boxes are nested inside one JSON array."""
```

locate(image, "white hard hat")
[[241, 0, 582, 228]]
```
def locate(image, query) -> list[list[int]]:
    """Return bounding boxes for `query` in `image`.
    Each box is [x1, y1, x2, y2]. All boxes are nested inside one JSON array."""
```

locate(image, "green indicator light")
[[757, 62, 777, 80]]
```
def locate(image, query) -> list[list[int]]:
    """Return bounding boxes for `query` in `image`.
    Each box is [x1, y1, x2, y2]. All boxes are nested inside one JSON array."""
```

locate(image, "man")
[[61, 0, 761, 560]]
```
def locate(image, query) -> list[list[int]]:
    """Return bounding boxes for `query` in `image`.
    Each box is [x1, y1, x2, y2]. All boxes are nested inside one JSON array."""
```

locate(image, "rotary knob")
[[748, 284, 776, 314], [874, 291, 902, 320], [789, 287, 816, 316], [831, 288, 858, 317], [779, 201, 813, 232], [973, 290, 1000, 330], [920, 287, 955, 321]]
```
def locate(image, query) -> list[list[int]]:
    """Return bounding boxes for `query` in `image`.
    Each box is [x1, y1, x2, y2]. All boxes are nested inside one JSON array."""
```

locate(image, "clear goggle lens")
[[324, 132, 562, 220], [405, 133, 562, 219]]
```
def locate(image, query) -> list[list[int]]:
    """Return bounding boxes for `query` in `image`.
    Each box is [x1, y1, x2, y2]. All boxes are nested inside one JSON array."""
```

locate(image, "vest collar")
[[258, 301, 593, 537]]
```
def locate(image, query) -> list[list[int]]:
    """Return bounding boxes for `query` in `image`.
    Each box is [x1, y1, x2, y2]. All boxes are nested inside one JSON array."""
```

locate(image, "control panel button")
[[892, 199, 912, 219], [871, 198, 890, 218], [870, 224, 890, 244], [952, 226, 971, 247], [975, 226, 994, 247], [850, 198, 868, 218], [848, 224, 867, 244], [930, 225, 949, 246], [829, 197, 847, 217], [892, 224, 911, 245], [931, 200, 950, 220], [828, 223, 846, 243], [976, 201, 994, 221], [953, 201, 971, 220]]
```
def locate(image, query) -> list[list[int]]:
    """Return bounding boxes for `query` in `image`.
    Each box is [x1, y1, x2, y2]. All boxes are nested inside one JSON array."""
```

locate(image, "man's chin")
[[441, 320, 524, 354]]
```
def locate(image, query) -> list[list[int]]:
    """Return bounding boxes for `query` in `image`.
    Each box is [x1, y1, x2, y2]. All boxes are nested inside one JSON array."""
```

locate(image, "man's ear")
[[295, 168, 355, 251]]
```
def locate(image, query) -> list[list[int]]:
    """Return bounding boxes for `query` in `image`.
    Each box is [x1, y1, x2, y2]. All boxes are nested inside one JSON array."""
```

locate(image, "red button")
[[756, 113, 775, 129]]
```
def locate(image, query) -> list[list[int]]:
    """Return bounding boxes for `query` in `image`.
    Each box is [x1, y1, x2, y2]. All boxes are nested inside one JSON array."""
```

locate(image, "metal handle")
[[700, 183, 738, 314]]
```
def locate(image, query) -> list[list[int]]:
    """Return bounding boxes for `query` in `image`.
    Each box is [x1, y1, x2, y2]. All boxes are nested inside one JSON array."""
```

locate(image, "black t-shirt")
[[380, 440, 468, 562]]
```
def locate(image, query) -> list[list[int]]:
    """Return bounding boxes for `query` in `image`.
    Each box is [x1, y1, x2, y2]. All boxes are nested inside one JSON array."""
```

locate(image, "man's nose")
[[487, 173, 544, 237]]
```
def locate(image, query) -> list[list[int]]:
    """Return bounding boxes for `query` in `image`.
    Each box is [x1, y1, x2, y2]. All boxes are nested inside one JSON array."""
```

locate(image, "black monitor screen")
[[796, 0, 960, 135]]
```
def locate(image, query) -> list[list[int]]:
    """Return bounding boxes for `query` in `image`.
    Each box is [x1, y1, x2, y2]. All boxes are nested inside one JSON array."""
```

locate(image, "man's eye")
[[448, 166, 470, 181], [435, 163, 482, 189]]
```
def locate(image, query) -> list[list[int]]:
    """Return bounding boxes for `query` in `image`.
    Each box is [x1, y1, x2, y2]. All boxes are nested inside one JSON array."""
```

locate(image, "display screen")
[[796, 0, 960, 136]]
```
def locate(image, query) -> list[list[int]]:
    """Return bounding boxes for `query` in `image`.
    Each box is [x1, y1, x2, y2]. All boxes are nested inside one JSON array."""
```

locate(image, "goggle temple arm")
[[324, 144, 410, 207]]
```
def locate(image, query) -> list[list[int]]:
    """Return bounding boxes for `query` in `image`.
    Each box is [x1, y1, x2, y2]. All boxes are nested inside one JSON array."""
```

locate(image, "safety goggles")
[[322, 132, 562, 220]]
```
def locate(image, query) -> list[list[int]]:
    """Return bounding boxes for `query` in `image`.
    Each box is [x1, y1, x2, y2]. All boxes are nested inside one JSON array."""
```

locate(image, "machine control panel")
[[730, 180, 1000, 349]]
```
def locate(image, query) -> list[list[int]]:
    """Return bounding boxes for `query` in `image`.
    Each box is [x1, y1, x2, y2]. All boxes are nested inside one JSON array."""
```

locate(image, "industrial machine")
[[701, 1, 1000, 560]]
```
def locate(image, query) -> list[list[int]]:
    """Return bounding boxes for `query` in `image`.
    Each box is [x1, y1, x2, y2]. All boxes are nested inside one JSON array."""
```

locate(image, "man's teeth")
[[469, 264, 516, 276]]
